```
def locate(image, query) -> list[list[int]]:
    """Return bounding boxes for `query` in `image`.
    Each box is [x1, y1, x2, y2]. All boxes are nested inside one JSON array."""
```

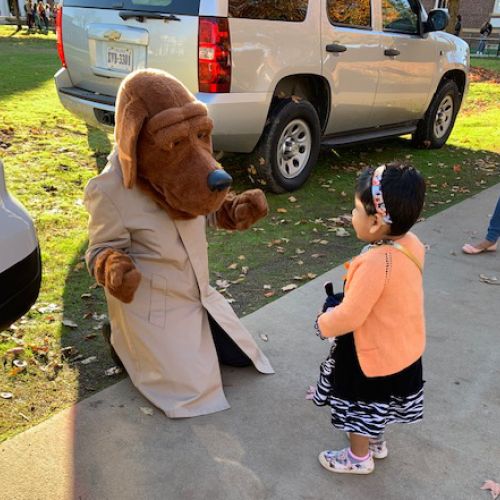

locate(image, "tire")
[[247, 98, 321, 193], [412, 80, 461, 149]]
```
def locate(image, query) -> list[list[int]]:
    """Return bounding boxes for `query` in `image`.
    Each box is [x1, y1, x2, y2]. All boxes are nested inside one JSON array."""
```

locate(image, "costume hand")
[[216, 189, 268, 230], [94, 248, 142, 303]]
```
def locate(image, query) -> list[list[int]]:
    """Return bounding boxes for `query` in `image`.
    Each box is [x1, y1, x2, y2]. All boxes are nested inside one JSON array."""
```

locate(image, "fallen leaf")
[[85, 334, 97, 341], [215, 279, 230, 289], [288, 196, 297, 203], [276, 208, 288, 213], [259, 333, 269, 342], [105, 366, 123, 376], [307, 273, 317, 279], [13, 360, 27, 372], [295, 248, 305, 254], [264, 291, 275, 298], [0, 392, 13, 399], [241, 266, 249, 275], [238, 255, 246, 261], [80, 293, 92, 299], [62, 319, 78, 328], [81, 356, 97, 365], [37, 303, 60, 314], [263, 284, 272, 290], [282, 284, 298, 292], [334, 228, 350, 237], [319, 240, 329, 245], [453, 164, 462, 173], [227, 263, 238, 270], [140, 406, 154, 416], [6, 347, 24, 357]]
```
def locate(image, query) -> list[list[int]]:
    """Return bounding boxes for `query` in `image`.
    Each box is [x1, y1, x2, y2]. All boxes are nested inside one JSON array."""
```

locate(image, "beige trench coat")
[[84, 152, 273, 418]]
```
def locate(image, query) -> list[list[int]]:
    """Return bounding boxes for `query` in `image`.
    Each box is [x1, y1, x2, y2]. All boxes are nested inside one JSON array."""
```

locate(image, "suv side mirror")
[[424, 9, 449, 33]]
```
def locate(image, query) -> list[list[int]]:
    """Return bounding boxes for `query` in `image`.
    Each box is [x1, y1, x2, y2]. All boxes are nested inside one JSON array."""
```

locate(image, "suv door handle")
[[384, 49, 400, 57], [326, 43, 347, 53]]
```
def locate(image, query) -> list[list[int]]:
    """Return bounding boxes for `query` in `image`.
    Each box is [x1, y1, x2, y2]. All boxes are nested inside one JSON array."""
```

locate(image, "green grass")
[[470, 56, 500, 73], [0, 24, 499, 441]]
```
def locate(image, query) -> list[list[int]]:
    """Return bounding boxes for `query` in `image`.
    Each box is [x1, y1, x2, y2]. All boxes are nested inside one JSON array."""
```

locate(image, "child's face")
[[351, 196, 390, 243]]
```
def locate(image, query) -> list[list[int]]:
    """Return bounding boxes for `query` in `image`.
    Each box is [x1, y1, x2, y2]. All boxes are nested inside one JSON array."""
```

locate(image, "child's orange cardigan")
[[318, 232, 425, 377]]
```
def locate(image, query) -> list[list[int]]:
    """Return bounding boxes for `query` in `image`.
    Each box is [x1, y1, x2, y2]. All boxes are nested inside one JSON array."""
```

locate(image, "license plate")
[[107, 47, 132, 72]]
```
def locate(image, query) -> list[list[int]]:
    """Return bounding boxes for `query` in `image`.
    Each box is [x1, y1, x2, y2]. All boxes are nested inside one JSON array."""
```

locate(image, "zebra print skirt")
[[313, 333, 424, 438]]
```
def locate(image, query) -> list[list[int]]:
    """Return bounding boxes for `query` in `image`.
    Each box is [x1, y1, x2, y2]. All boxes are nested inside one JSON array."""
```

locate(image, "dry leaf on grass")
[[288, 196, 297, 203], [282, 284, 298, 292], [264, 291, 275, 298], [81, 356, 97, 365], [62, 319, 78, 328], [105, 366, 123, 376], [0, 392, 13, 399], [227, 263, 238, 270], [276, 208, 288, 213]]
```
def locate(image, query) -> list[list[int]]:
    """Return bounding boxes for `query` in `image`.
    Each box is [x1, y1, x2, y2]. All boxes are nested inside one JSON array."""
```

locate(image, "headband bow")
[[371, 165, 392, 224]]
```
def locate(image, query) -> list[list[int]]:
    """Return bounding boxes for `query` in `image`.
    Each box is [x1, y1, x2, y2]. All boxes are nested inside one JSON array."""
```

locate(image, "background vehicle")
[[54, 0, 469, 192], [0, 161, 42, 331]]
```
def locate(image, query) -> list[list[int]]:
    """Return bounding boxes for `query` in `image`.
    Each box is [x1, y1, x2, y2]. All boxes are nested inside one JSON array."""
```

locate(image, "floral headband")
[[371, 165, 392, 224]]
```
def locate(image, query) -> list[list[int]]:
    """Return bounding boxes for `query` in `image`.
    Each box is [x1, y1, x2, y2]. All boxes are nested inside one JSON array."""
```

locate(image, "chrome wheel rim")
[[434, 95, 454, 139], [277, 119, 312, 179]]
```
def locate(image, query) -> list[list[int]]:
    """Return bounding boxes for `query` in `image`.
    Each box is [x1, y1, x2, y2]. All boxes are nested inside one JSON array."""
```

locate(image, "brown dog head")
[[114, 68, 232, 219]]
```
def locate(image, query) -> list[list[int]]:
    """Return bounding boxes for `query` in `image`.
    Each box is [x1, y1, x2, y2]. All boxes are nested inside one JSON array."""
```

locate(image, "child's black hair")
[[355, 162, 426, 236]]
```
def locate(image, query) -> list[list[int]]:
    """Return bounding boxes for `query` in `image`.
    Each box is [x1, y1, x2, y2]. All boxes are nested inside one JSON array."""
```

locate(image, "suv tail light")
[[56, 6, 66, 68], [198, 17, 231, 93]]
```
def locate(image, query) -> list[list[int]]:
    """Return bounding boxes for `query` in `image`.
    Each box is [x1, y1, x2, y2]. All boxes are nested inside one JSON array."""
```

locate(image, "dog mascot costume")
[[84, 69, 274, 418]]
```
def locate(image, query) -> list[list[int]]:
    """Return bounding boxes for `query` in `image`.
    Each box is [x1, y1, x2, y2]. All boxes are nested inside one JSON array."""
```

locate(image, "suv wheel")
[[248, 98, 321, 193], [412, 80, 461, 149]]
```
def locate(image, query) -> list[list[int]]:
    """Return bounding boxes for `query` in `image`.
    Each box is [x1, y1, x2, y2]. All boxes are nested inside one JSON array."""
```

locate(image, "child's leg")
[[349, 433, 370, 458]]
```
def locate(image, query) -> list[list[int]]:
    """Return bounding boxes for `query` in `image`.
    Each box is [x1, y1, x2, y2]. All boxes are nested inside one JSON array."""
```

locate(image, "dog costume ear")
[[114, 90, 148, 189]]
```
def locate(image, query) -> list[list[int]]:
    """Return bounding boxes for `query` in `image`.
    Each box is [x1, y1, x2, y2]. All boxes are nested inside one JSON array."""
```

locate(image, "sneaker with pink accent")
[[369, 439, 388, 459], [318, 448, 374, 475]]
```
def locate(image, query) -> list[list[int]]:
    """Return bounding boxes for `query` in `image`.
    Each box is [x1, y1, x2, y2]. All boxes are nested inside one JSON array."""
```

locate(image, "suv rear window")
[[229, 0, 308, 22], [63, 0, 200, 15]]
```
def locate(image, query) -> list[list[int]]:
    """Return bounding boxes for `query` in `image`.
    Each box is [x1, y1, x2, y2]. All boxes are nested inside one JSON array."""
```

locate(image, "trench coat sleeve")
[[84, 180, 132, 276]]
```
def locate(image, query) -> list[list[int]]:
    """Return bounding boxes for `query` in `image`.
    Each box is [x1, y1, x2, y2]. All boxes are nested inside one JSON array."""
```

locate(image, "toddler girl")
[[312, 163, 426, 474]]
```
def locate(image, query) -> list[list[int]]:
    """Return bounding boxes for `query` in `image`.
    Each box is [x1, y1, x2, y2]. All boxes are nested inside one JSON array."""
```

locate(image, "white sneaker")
[[369, 439, 388, 459], [318, 448, 374, 475]]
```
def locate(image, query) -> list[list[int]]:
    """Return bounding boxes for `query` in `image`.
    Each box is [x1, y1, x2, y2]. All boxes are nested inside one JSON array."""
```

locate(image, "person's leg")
[[485, 196, 500, 244], [350, 433, 370, 457], [208, 313, 252, 367], [462, 196, 499, 253]]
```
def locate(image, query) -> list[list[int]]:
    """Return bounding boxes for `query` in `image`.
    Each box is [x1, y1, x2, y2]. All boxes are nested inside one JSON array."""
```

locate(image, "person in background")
[[477, 20, 493, 55], [24, 0, 34, 32], [462, 195, 499, 254], [454, 14, 462, 37]]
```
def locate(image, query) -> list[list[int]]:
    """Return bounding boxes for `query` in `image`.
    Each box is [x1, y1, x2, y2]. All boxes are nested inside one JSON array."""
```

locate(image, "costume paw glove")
[[94, 248, 142, 303], [216, 189, 268, 231]]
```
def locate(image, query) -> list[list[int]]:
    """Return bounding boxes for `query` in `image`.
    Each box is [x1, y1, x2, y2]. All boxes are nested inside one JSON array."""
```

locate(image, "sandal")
[[462, 242, 497, 255]]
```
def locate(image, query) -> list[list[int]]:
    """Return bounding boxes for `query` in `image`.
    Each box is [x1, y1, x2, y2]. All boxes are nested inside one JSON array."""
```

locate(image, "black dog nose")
[[208, 169, 232, 192]]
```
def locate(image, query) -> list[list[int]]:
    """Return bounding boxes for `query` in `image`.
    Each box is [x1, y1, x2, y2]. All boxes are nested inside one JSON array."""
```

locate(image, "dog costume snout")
[[208, 170, 233, 192]]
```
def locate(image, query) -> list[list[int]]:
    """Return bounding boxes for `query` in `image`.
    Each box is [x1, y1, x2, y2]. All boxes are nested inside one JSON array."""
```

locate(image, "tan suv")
[[54, 0, 469, 192]]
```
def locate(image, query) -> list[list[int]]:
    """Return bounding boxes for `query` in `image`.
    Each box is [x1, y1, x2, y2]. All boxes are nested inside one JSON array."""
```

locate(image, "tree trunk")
[[445, 0, 460, 35]]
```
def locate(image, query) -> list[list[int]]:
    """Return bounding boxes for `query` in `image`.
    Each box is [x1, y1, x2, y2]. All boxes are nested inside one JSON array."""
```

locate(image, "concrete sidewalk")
[[1, 185, 499, 500]]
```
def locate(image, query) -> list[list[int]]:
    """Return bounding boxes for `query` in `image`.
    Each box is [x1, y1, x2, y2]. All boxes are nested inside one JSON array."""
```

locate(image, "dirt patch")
[[469, 66, 500, 84]]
